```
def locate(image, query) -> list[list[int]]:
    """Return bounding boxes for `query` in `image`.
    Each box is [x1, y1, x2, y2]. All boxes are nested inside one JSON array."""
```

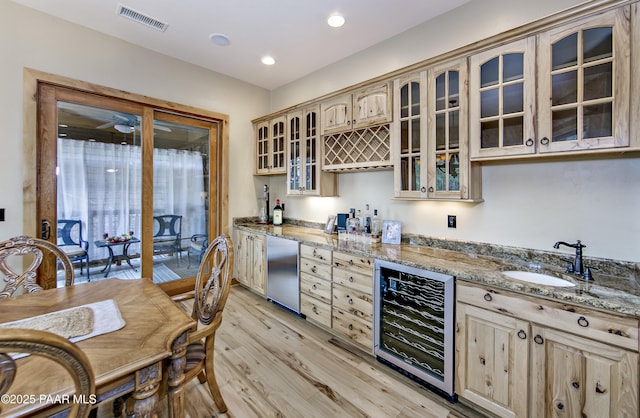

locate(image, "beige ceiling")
[[11, 0, 470, 90]]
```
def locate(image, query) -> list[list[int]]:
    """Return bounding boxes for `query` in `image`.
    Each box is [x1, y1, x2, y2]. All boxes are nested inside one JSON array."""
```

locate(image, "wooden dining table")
[[0, 278, 196, 418]]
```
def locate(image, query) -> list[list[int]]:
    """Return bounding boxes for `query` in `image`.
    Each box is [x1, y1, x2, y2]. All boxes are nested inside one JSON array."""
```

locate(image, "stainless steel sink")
[[502, 271, 576, 287]]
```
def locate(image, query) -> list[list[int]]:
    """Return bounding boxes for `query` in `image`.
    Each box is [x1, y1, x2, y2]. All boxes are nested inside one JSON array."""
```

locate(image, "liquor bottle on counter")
[[363, 204, 372, 233], [273, 199, 283, 226], [371, 209, 382, 242]]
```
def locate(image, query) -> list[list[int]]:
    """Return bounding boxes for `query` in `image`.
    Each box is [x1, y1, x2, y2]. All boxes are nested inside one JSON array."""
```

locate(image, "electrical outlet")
[[447, 215, 456, 228]]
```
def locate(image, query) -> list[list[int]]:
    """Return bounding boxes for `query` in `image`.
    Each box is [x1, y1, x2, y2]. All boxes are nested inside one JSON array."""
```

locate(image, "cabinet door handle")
[[348, 276, 354, 282], [312, 306, 318, 314], [420, 186, 427, 193], [525, 138, 534, 146], [348, 324, 354, 330], [517, 329, 527, 339], [540, 137, 550, 145], [534, 334, 544, 344], [428, 186, 434, 193], [483, 293, 493, 302], [312, 284, 317, 290], [348, 298, 353, 305], [311, 266, 317, 273], [577, 316, 589, 327], [312, 249, 317, 256], [348, 260, 354, 266]]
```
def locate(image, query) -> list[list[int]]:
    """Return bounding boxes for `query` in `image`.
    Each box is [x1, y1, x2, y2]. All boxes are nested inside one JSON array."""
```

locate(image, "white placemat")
[[0, 299, 126, 342]]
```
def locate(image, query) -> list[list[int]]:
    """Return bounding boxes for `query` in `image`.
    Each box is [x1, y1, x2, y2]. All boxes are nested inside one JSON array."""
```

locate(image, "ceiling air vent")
[[116, 4, 168, 32]]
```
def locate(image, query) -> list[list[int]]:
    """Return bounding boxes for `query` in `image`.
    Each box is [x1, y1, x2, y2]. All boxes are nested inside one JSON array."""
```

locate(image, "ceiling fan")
[[96, 112, 171, 133]]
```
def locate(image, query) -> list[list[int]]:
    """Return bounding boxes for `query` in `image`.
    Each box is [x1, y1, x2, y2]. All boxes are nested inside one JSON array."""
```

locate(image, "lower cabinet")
[[234, 229, 266, 296], [299, 244, 332, 327], [456, 282, 639, 418], [331, 251, 373, 351]]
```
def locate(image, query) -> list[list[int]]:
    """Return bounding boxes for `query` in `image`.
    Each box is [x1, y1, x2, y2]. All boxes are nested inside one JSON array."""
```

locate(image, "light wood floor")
[[98, 284, 488, 418]]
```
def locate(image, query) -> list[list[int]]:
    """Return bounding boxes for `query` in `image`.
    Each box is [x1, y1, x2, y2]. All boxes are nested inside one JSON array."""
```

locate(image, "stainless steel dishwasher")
[[266, 235, 300, 314]]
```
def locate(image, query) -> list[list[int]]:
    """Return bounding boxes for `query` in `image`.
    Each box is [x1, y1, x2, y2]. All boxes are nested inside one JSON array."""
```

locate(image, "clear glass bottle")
[[363, 204, 372, 233], [346, 208, 359, 240], [371, 209, 382, 242]]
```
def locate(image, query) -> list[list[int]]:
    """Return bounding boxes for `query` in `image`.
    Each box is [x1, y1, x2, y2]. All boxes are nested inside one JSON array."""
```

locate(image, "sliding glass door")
[[37, 83, 221, 291]]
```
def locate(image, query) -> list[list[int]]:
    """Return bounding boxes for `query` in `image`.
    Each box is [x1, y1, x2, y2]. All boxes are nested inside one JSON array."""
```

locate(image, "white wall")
[[266, 0, 640, 263], [0, 0, 269, 241]]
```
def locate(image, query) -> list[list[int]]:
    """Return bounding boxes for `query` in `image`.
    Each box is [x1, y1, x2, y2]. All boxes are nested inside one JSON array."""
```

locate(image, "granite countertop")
[[234, 222, 640, 319]]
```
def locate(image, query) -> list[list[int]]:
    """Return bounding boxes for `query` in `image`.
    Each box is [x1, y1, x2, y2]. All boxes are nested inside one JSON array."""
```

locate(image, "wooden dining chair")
[[0, 328, 95, 418], [182, 233, 234, 412], [0, 235, 74, 298], [114, 234, 234, 417]]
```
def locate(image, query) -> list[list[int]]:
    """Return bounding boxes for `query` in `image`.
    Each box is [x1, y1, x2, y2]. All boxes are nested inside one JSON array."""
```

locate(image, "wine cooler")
[[374, 259, 455, 400]]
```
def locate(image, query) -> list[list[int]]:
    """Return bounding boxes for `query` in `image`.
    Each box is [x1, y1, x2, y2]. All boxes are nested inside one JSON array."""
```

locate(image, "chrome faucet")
[[553, 240, 587, 278]]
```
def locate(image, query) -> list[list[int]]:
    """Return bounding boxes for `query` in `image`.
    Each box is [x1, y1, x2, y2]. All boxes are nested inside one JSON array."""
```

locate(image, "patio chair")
[[186, 234, 208, 269], [152, 215, 183, 265], [57, 219, 90, 281]]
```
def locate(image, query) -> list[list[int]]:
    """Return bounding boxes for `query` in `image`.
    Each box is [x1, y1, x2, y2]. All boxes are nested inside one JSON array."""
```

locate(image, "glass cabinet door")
[[270, 116, 287, 173], [537, 8, 630, 153], [255, 121, 269, 174], [303, 109, 319, 193], [287, 112, 302, 193], [429, 66, 464, 198], [470, 37, 536, 159], [394, 72, 426, 198], [287, 106, 321, 195]]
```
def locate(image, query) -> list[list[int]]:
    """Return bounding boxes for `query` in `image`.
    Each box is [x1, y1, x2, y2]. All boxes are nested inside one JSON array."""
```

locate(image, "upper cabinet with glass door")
[[537, 7, 630, 153], [287, 106, 336, 196], [428, 59, 480, 200], [255, 116, 286, 175], [393, 72, 427, 198], [470, 7, 632, 160], [393, 59, 481, 201], [469, 37, 536, 159]]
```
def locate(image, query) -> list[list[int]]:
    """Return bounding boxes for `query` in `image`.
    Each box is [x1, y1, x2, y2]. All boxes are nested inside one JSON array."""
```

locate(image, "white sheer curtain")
[[57, 138, 206, 261]]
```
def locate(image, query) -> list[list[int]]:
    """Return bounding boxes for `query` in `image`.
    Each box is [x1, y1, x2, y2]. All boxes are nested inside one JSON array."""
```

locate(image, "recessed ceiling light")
[[327, 15, 345, 28], [209, 33, 231, 46], [261, 56, 276, 66]]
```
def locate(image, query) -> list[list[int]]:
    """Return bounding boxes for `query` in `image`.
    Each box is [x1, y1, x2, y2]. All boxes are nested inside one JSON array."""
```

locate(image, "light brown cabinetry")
[[255, 116, 286, 175], [320, 82, 392, 135], [299, 244, 332, 327], [234, 229, 266, 295], [470, 7, 632, 160], [331, 251, 373, 351], [456, 282, 639, 417], [286, 106, 337, 196], [393, 59, 481, 201]]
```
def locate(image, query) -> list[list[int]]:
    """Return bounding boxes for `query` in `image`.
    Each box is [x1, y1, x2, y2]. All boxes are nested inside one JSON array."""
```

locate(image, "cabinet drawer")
[[300, 244, 331, 264], [332, 267, 372, 295], [332, 306, 372, 350], [332, 283, 372, 321], [300, 272, 332, 303], [301, 293, 332, 328], [332, 251, 373, 275], [300, 257, 332, 279], [457, 282, 639, 352]]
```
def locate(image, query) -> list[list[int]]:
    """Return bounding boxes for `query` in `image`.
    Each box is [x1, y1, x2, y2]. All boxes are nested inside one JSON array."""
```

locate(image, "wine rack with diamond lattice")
[[323, 124, 392, 171]]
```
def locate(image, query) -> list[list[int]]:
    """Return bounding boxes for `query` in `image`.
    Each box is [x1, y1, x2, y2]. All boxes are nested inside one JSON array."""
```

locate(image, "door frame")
[[23, 68, 229, 291]]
